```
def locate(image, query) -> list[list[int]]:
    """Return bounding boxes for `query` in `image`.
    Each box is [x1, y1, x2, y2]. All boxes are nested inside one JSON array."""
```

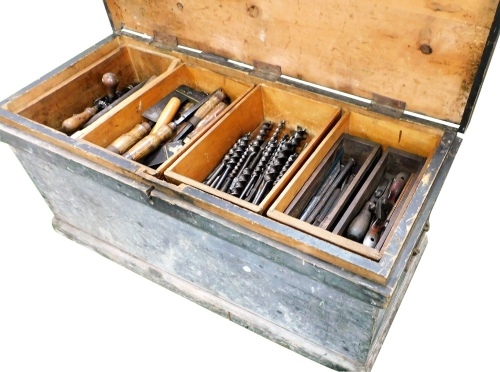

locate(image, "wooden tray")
[[3, 40, 179, 133], [268, 111, 438, 261], [165, 84, 342, 214], [77, 63, 254, 173]]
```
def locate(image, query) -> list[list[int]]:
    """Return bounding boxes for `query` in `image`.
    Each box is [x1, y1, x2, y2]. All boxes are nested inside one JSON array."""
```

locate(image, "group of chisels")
[[60, 71, 229, 168]]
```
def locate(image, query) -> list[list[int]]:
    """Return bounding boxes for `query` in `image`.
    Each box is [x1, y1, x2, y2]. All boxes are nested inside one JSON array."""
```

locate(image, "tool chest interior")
[[1, 1, 499, 371]]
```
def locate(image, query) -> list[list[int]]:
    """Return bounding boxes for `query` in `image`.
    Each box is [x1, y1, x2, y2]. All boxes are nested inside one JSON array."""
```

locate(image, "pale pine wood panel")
[[106, 0, 499, 123]]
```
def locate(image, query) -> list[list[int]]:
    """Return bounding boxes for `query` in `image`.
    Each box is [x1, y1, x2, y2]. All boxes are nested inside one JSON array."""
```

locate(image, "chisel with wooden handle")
[[183, 101, 228, 144], [81, 75, 157, 130], [123, 88, 222, 162], [107, 97, 182, 155]]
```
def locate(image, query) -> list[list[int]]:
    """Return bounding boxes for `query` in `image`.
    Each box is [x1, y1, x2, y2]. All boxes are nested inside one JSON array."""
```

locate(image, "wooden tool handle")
[[123, 123, 175, 161], [107, 122, 152, 154], [187, 88, 227, 127], [186, 101, 228, 142], [61, 106, 98, 134], [102, 72, 119, 100], [150, 97, 182, 134]]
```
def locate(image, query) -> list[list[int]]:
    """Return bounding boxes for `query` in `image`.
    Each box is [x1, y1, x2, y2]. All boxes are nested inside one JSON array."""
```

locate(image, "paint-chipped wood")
[[0, 117, 435, 371], [106, 0, 499, 123]]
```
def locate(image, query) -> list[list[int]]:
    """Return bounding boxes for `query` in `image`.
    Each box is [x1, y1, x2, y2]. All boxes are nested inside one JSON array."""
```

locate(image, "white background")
[[0, 1, 499, 371]]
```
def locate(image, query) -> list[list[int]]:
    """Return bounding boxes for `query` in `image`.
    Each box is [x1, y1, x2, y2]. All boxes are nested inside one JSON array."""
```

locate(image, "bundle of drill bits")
[[203, 120, 308, 205], [297, 148, 358, 227]]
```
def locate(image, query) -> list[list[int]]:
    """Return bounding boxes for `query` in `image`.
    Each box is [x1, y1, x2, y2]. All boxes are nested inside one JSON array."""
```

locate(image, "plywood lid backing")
[[105, 0, 500, 126]]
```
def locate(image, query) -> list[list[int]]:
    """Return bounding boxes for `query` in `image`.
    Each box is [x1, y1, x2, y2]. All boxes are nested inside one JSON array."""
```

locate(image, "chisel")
[[123, 88, 222, 162]]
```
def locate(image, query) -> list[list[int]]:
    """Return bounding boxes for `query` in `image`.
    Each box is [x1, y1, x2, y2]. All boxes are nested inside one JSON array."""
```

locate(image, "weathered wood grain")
[[106, 0, 499, 123], [10, 131, 376, 367]]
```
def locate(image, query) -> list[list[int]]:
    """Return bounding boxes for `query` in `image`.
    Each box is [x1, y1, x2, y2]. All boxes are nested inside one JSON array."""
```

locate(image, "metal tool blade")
[[141, 85, 208, 123]]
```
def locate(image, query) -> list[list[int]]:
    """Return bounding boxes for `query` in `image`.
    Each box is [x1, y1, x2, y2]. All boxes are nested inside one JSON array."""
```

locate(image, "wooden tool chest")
[[1, 1, 499, 371]]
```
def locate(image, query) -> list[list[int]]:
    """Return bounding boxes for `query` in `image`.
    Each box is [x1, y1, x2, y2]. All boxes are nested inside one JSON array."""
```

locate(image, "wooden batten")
[[165, 84, 342, 214], [105, 0, 500, 124]]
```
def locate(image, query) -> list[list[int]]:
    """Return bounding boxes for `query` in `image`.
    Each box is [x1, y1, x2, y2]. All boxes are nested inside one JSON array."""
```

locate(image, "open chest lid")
[[104, 0, 500, 132]]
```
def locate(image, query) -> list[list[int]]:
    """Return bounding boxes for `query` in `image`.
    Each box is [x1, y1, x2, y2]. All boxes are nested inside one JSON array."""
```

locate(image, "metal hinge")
[[250, 60, 282, 81], [151, 30, 178, 50], [368, 93, 406, 119]]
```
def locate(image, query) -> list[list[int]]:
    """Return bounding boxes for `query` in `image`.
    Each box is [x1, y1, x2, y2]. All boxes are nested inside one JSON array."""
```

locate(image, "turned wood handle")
[[107, 122, 152, 154], [187, 88, 227, 128], [123, 123, 175, 162], [150, 97, 182, 134], [61, 106, 98, 134], [186, 101, 228, 141], [102, 72, 119, 100]]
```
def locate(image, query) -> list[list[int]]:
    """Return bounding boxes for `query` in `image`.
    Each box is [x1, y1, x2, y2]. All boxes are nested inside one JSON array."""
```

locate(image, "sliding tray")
[[3, 38, 179, 135], [338, 147, 425, 253], [268, 110, 438, 262], [165, 84, 342, 214], [75, 63, 254, 173]]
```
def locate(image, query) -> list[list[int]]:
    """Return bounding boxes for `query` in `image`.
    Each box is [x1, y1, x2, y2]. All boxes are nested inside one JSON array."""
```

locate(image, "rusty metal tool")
[[362, 197, 389, 248], [305, 158, 356, 224], [345, 177, 390, 242], [298, 150, 344, 221], [362, 171, 411, 248], [82, 75, 156, 129]]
